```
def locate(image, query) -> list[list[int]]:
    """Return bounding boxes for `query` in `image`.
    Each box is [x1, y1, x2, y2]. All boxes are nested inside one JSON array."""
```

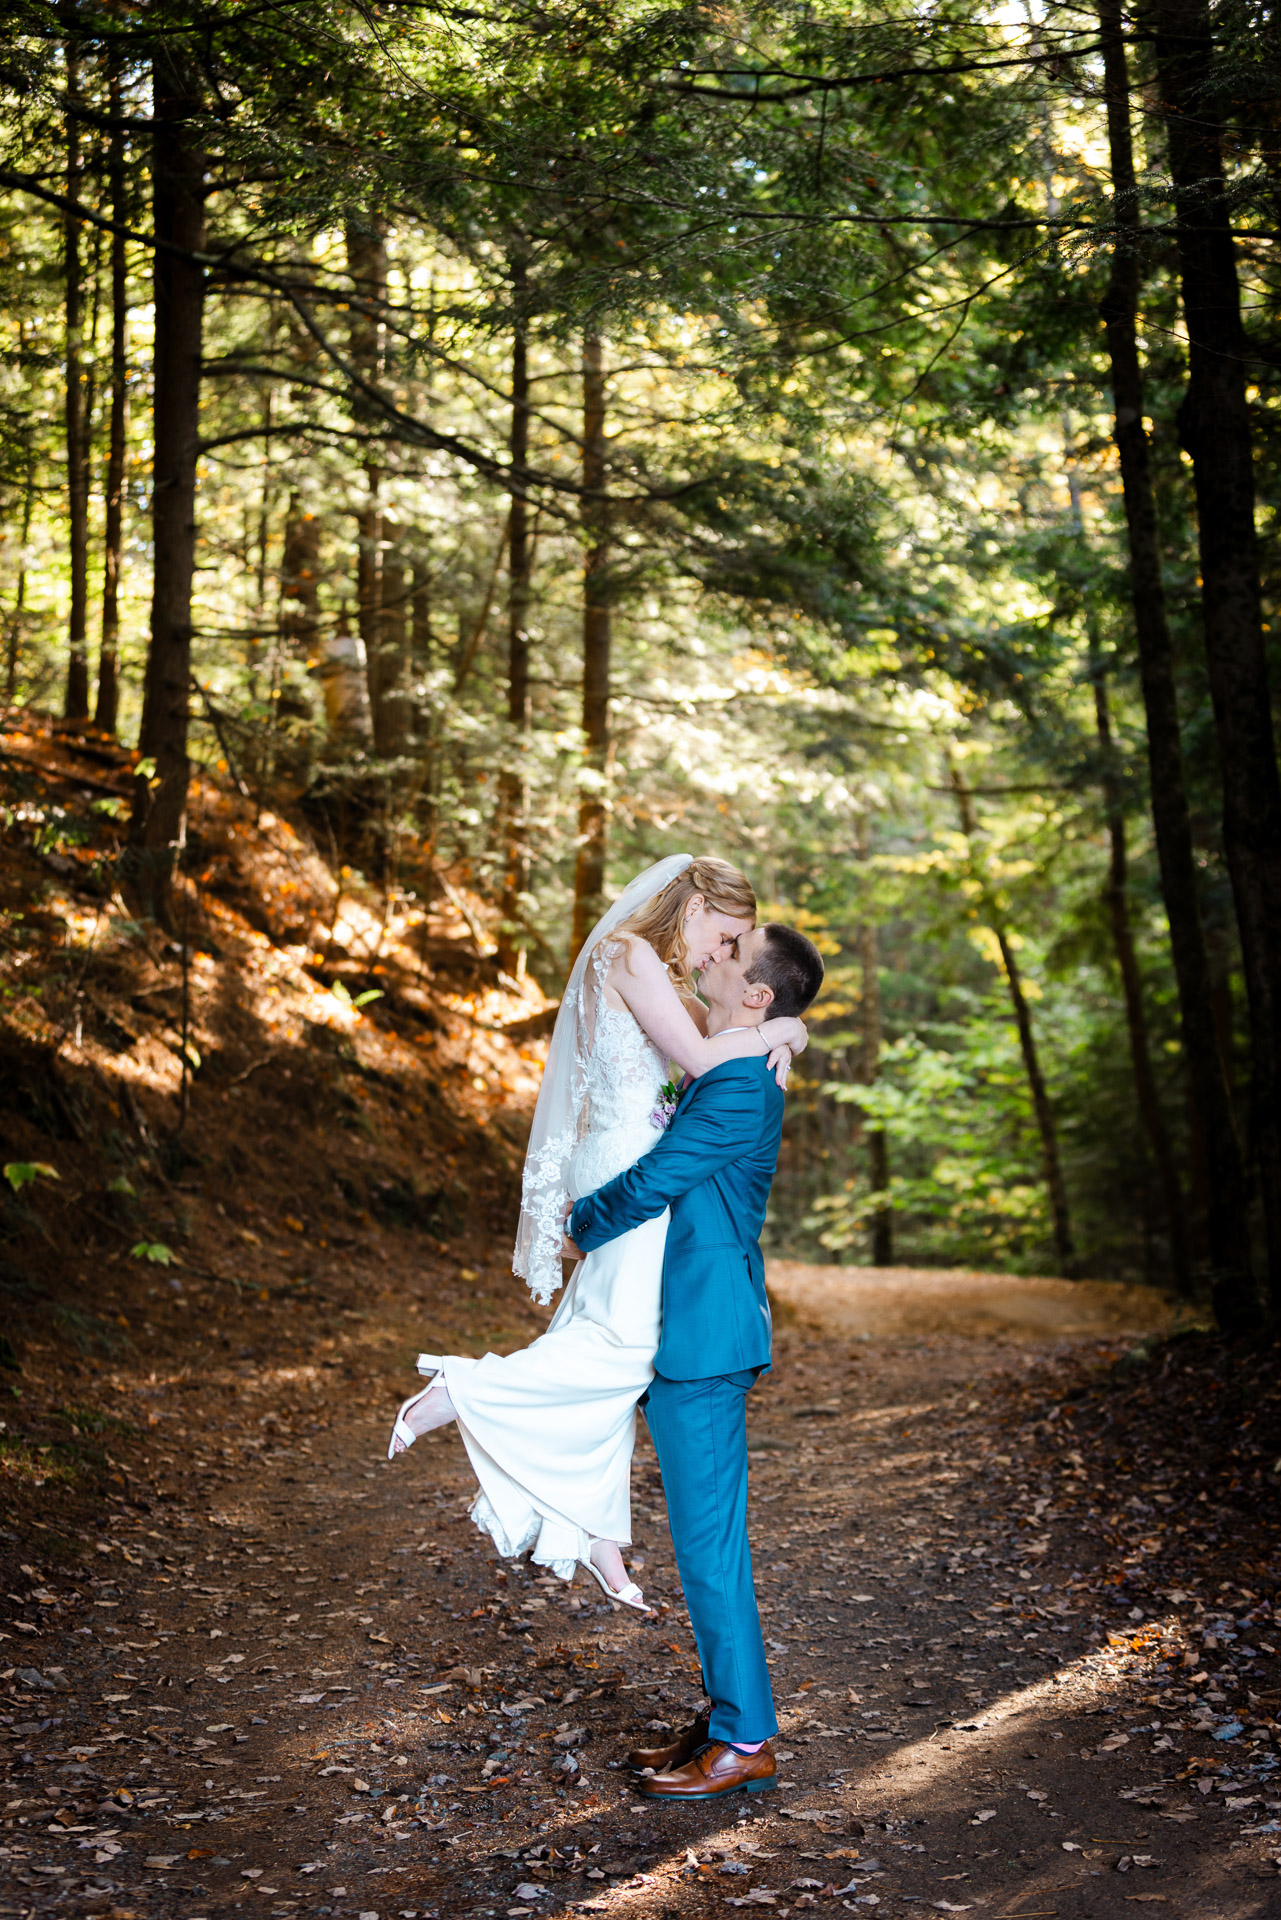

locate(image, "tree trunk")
[[345, 219, 389, 747], [993, 938, 1075, 1277], [1264, 0, 1281, 233], [571, 333, 610, 963], [375, 529, 412, 755], [355, 481, 382, 724], [1091, 638, 1193, 1293], [410, 560, 436, 857], [855, 818, 892, 1265], [249, 386, 272, 697], [121, 51, 204, 928], [1153, 0, 1281, 1315], [498, 266, 532, 977], [452, 517, 508, 699], [63, 45, 91, 723], [1064, 423, 1191, 1292], [95, 50, 126, 736], [860, 916, 892, 1266], [1096, 0, 1256, 1326], [950, 758, 1077, 1275], [5, 424, 35, 702], [411, 564, 432, 658], [318, 621, 372, 742], [280, 496, 320, 652]]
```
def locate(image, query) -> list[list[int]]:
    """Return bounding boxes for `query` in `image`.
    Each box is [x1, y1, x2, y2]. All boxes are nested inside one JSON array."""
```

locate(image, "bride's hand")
[[766, 1043, 794, 1090], [762, 1015, 807, 1058]]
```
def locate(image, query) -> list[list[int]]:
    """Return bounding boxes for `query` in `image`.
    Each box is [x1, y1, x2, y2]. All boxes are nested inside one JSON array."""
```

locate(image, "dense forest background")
[[0, 0, 1277, 1324]]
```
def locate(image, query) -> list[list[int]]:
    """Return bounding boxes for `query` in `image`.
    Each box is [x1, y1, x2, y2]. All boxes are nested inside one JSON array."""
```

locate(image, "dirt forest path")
[[5, 1258, 1281, 1920]]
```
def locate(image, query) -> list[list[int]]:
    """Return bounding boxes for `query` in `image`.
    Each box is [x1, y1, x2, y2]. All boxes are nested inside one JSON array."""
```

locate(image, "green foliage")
[[813, 1026, 1049, 1268], [129, 1241, 175, 1266], [329, 980, 383, 1011], [4, 1161, 58, 1192], [0, 0, 1273, 1288]]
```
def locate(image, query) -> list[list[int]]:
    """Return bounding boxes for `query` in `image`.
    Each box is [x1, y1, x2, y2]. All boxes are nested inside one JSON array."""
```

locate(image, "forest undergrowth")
[[0, 717, 1280, 1919]]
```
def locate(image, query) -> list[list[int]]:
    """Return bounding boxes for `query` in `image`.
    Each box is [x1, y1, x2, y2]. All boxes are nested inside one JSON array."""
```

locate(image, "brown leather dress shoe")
[[639, 1738, 777, 1801], [626, 1711, 710, 1773]]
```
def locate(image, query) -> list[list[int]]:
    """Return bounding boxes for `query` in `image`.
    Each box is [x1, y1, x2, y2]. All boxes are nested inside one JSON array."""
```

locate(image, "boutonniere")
[[649, 1078, 680, 1131]]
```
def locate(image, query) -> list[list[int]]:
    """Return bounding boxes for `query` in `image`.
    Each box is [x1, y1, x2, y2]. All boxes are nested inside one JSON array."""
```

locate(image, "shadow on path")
[[1, 1261, 1276, 1920]]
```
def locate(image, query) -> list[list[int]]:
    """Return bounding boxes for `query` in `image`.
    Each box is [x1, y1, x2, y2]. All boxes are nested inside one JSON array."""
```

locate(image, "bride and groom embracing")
[[386, 854, 824, 1802]]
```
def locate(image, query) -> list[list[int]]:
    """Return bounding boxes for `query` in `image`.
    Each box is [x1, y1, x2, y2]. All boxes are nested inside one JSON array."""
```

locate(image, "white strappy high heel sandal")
[[386, 1354, 446, 1460], [578, 1553, 652, 1615]]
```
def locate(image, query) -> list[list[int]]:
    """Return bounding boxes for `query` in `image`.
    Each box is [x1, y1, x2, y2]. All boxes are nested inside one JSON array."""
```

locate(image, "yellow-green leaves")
[[130, 1241, 175, 1266], [4, 1162, 59, 1192]]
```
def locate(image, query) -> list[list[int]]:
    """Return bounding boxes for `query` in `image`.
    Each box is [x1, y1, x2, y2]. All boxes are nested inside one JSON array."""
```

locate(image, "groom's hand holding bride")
[[560, 1201, 582, 1262]]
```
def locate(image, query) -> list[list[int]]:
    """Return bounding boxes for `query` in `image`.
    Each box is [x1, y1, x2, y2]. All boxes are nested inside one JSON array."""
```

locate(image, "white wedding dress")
[[441, 940, 670, 1580]]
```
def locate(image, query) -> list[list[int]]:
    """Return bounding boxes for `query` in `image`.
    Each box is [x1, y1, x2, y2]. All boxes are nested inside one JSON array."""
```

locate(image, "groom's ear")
[[742, 980, 774, 1012]]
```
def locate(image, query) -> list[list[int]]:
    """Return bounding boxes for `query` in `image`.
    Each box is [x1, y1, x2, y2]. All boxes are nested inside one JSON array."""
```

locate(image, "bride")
[[385, 853, 806, 1611]]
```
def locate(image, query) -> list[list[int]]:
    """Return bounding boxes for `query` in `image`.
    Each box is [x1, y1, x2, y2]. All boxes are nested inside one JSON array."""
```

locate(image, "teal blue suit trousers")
[[644, 1368, 778, 1743], [571, 1057, 784, 1745]]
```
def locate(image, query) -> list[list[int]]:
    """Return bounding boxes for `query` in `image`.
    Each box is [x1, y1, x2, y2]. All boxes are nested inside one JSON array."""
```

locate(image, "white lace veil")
[[512, 852, 693, 1305]]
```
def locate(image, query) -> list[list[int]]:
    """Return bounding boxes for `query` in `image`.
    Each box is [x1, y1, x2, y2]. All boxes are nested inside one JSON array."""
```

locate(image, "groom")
[[565, 922, 824, 1801]]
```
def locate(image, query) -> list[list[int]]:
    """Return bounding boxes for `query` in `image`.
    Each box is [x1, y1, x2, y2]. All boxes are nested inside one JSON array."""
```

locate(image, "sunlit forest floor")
[[2, 721, 1281, 1920]]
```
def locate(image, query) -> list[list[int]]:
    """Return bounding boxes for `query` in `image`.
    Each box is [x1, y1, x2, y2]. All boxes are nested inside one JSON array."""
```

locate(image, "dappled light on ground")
[[767, 1263, 1192, 1343], [4, 1271, 1277, 1917], [0, 733, 1276, 1916]]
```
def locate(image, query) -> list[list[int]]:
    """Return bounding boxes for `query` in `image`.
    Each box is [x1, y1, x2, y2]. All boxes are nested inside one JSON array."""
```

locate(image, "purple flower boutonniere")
[[649, 1078, 680, 1131]]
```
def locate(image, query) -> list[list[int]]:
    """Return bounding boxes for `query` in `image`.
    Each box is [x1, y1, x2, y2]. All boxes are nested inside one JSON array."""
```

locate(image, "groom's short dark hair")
[[746, 924, 824, 1018]]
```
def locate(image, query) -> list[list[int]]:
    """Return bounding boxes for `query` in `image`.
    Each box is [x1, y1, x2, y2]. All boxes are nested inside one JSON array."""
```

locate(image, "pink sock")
[[730, 1739, 766, 1753]]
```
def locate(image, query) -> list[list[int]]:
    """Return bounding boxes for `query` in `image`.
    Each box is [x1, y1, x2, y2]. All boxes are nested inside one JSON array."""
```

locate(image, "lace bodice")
[[517, 938, 670, 1305], [570, 997, 669, 1197]]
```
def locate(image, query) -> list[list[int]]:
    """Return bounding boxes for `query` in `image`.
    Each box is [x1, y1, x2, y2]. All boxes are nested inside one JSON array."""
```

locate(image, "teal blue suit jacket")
[[569, 1055, 784, 1380]]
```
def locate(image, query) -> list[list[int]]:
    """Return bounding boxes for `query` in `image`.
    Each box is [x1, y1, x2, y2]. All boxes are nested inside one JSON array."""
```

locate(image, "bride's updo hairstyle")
[[615, 855, 757, 998]]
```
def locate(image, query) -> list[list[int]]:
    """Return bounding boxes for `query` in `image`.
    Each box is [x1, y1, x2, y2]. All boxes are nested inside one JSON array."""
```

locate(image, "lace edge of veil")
[[510, 852, 692, 1306], [514, 1126, 577, 1306], [512, 941, 612, 1307]]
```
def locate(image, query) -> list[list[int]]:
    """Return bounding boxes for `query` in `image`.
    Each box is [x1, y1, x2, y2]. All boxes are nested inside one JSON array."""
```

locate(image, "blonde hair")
[[616, 855, 757, 997]]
